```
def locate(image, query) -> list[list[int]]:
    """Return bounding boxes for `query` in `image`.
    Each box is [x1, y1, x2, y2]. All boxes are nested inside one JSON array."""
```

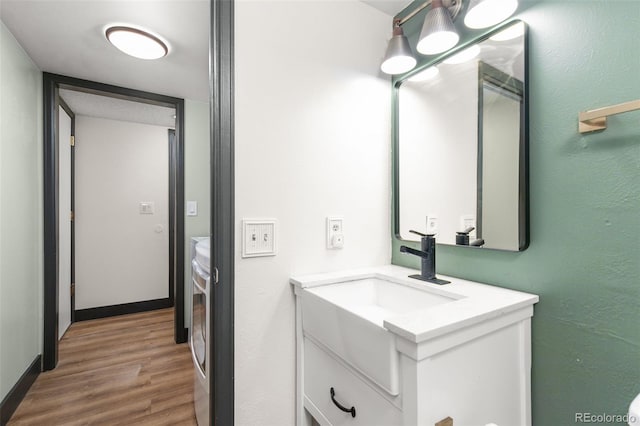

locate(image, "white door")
[[58, 105, 72, 338]]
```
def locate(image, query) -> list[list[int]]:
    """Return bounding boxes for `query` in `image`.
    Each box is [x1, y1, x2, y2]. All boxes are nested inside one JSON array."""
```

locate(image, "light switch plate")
[[140, 202, 155, 215], [186, 201, 198, 216], [242, 219, 277, 258]]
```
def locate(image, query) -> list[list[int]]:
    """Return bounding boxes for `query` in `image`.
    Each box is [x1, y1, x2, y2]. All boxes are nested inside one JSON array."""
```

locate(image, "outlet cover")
[[426, 215, 438, 234], [242, 219, 277, 258], [327, 217, 344, 249]]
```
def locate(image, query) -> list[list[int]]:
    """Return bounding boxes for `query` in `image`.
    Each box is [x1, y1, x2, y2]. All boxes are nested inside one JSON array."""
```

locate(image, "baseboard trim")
[[1, 354, 41, 425], [176, 327, 188, 344], [75, 298, 172, 321]]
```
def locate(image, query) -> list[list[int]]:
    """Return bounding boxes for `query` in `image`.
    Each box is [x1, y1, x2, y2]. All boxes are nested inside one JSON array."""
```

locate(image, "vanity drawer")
[[304, 338, 402, 426]]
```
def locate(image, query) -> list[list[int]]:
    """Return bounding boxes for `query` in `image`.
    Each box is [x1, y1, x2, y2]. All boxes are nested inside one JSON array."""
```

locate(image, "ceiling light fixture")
[[464, 0, 519, 29], [106, 26, 168, 60], [381, 21, 417, 75]]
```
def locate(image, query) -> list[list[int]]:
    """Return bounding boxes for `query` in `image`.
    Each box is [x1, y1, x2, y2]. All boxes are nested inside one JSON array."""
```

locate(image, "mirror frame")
[[392, 19, 529, 251]]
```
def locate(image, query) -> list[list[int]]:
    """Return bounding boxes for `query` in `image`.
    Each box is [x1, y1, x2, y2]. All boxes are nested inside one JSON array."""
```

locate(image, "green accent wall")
[[0, 21, 43, 400], [392, 1, 640, 424]]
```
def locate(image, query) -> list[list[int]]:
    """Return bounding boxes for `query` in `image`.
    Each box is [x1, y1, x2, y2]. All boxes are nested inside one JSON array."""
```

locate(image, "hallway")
[[8, 308, 196, 425]]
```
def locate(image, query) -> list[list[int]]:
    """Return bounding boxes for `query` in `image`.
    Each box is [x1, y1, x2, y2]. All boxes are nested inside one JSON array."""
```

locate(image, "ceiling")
[[0, 0, 209, 102], [59, 88, 176, 127], [0, 0, 405, 123]]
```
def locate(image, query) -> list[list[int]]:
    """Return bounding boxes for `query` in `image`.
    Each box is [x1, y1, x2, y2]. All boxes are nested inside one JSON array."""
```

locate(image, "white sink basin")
[[299, 277, 458, 395], [308, 277, 454, 326]]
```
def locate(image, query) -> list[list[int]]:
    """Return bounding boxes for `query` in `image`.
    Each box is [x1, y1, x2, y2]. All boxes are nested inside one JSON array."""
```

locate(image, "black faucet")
[[400, 230, 450, 285]]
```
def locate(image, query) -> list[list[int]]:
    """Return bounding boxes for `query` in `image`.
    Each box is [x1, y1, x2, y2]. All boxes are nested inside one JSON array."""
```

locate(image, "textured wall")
[[0, 21, 43, 400], [392, 1, 640, 424]]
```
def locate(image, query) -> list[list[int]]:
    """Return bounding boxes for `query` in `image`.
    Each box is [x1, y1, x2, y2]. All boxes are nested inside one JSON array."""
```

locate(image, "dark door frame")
[[42, 72, 187, 371], [210, 0, 235, 423]]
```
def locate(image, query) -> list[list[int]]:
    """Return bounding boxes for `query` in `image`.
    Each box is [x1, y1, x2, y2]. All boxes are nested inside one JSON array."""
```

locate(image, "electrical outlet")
[[327, 217, 344, 249], [426, 215, 438, 234], [460, 215, 476, 238]]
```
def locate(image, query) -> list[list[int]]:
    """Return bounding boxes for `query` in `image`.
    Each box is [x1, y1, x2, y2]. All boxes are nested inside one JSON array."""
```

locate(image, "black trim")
[[75, 298, 172, 322], [57, 96, 74, 120], [391, 20, 530, 252], [43, 74, 59, 371], [0, 355, 41, 425], [42, 72, 187, 371], [210, 0, 235, 424], [174, 101, 188, 344], [168, 129, 176, 306]]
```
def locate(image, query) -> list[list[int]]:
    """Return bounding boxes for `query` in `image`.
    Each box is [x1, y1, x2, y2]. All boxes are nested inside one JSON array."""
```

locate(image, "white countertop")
[[291, 265, 539, 343]]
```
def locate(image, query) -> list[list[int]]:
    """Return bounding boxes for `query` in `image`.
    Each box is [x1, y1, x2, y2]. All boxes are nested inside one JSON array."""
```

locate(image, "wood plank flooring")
[[8, 308, 197, 426]]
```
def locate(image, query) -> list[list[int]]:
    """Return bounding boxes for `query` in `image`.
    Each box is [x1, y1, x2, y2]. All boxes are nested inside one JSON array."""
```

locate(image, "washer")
[[190, 237, 210, 425]]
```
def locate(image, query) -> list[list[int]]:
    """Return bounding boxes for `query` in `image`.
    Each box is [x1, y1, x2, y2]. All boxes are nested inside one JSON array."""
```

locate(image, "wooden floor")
[[9, 308, 197, 426]]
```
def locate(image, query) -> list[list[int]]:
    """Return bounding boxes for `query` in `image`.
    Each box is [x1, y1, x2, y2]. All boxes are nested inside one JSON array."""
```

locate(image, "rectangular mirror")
[[395, 20, 528, 251]]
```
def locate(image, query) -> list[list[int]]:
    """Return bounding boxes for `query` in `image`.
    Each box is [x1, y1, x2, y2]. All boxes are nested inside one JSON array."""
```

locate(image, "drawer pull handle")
[[330, 387, 356, 418]]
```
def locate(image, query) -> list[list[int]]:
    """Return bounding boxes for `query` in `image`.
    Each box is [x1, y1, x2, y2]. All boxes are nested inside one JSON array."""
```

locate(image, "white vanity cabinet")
[[292, 266, 538, 426]]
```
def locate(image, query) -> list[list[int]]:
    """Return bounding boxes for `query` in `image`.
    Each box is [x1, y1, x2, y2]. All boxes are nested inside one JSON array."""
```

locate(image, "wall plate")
[[242, 219, 277, 258], [139, 201, 155, 214], [326, 216, 344, 249]]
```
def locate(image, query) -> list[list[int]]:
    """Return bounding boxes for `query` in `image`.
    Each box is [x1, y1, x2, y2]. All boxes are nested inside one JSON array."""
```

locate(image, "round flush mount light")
[[105, 26, 168, 60]]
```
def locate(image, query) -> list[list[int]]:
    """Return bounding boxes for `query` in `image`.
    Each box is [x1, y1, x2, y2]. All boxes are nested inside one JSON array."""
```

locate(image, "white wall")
[[0, 21, 43, 400], [481, 89, 520, 250], [184, 99, 210, 326], [235, 1, 391, 424], [399, 62, 478, 244], [75, 116, 169, 309]]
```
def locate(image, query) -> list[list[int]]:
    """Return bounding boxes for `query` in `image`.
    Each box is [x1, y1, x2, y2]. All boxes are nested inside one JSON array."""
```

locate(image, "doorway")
[[42, 73, 187, 371]]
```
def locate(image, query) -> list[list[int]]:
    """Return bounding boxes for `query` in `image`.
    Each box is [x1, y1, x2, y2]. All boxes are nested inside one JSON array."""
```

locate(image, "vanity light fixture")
[[381, 21, 417, 75], [464, 0, 519, 29], [380, 0, 519, 75], [106, 26, 168, 60], [380, 0, 462, 75], [416, 0, 461, 55]]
